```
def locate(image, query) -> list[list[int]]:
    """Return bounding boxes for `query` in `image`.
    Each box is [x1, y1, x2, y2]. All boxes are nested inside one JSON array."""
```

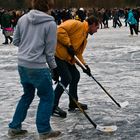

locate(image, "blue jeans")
[[9, 66, 54, 133]]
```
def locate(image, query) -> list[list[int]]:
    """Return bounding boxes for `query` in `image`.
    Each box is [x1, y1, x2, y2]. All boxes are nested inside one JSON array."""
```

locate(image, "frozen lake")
[[0, 20, 140, 140]]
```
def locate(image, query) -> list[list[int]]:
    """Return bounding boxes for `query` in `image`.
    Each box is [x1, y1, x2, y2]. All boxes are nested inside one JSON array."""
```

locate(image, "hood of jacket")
[[27, 9, 54, 25], [128, 10, 132, 14]]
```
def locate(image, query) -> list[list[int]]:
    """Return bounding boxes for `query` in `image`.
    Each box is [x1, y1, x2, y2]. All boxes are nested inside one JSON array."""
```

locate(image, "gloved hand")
[[67, 45, 75, 57], [82, 65, 91, 76], [51, 67, 59, 84]]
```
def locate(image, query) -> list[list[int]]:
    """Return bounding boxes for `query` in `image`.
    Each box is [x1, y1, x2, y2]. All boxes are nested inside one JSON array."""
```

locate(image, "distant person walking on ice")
[[52, 15, 99, 118], [1, 9, 13, 45], [127, 9, 138, 36], [8, 0, 61, 139]]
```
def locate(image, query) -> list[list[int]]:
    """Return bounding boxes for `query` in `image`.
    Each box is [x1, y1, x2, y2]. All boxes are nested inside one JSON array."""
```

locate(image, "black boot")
[[2, 42, 8, 45], [3, 37, 8, 45], [68, 102, 88, 111], [53, 106, 67, 118]]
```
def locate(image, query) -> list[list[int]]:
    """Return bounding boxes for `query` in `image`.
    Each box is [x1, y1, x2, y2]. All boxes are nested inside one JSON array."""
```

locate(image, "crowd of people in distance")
[[0, 7, 139, 45]]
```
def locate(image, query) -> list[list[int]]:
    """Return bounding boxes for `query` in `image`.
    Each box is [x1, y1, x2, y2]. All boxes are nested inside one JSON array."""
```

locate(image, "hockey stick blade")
[[119, 101, 129, 108], [96, 125, 117, 132]]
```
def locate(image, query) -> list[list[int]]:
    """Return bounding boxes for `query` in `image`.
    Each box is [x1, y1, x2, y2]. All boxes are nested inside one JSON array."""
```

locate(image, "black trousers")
[[2, 29, 13, 43], [54, 57, 80, 107], [129, 24, 138, 35]]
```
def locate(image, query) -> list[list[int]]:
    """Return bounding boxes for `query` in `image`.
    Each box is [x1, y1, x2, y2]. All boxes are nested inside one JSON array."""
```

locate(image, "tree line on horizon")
[[0, 0, 140, 9]]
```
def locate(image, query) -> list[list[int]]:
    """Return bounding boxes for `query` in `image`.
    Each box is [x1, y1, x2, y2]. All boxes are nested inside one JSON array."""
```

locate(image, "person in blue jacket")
[[127, 9, 138, 36]]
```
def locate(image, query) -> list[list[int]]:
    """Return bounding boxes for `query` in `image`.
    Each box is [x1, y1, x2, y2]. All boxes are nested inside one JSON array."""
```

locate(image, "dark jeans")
[[54, 57, 80, 107], [113, 19, 122, 28], [129, 24, 138, 35], [2, 29, 13, 43], [5, 36, 13, 43]]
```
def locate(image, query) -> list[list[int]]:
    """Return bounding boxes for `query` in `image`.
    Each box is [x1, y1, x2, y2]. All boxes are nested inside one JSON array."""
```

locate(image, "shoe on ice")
[[39, 130, 61, 140], [8, 128, 28, 138], [2, 42, 8, 45], [53, 106, 67, 118], [68, 102, 88, 111], [128, 34, 133, 37]]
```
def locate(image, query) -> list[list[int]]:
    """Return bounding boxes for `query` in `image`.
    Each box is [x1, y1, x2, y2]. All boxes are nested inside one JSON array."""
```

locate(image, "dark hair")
[[61, 9, 72, 21], [31, 0, 54, 12], [86, 15, 99, 26]]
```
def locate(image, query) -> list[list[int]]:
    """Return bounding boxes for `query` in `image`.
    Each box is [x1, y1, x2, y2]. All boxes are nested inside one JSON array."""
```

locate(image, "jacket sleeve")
[[13, 23, 20, 47], [45, 21, 57, 69]]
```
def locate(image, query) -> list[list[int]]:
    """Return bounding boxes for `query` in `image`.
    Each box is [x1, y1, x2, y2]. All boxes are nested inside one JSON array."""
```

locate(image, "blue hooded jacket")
[[127, 10, 137, 25]]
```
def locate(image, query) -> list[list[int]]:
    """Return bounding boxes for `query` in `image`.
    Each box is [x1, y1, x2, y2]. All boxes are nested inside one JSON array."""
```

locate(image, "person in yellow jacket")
[[52, 15, 99, 118]]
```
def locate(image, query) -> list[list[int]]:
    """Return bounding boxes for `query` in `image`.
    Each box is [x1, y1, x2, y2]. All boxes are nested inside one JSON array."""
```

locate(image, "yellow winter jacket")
[[55, 19, 88, 65]]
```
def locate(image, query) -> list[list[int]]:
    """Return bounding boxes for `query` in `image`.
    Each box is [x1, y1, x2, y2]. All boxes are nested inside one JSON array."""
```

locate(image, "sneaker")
[[53, 106, 67, 118], [8, 128, 28, 138], [39, 130, 61, 140], [68, 102, 88, 111]]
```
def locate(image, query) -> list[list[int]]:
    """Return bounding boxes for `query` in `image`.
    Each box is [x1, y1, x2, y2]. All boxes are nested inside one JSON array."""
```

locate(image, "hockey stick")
[[59, 82, 117, 132], [74, 55, 129, 108]]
